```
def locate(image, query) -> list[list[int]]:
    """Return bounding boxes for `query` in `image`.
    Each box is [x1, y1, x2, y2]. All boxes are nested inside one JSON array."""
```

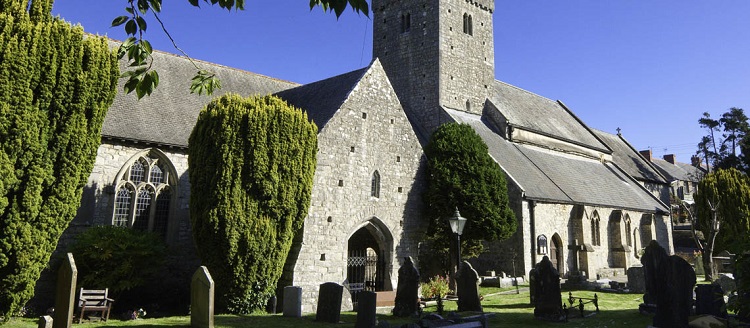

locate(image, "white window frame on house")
[[112, 149, 177, 241]]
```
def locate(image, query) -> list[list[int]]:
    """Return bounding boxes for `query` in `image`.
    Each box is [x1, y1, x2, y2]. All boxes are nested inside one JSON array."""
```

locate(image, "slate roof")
[[447, 108, 669, 213], [592, 129, 667, 184], [103, 41, 298, 148], [489, 81, 610, 152], [275, 67, 368, 128], [650, 158, 705, 183]]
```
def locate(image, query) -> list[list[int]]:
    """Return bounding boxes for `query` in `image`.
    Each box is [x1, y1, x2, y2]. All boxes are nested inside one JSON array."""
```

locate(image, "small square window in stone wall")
[[390, 119, 394, 124], [327, 216, 333, 223], [396, 156, 401, 162], [398, 187, 403, 193], [362, 112, 367, 119], [350, 146, 355, 152], [338, 180, 344, 187]]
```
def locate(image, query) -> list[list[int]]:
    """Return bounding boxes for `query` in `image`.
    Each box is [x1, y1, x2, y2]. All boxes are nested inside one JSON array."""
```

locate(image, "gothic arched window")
[[625, 215, 633, 247], [463, 13, 473, 35], [537, 234, 548, 255], [112, 150, 176, 240], [371, 170, 381, 198], [591, 211, 601, 246]]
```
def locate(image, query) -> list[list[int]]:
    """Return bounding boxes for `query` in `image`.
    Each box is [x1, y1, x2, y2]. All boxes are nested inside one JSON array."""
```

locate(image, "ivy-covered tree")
[[423, 123, 517, 273], [694, 168, 750, 281], [0, 0, 118, 320], [188, 94, 317, 314]]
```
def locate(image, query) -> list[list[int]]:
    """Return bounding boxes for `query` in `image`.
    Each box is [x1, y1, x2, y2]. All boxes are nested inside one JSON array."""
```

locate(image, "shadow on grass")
[[482, 303, 535, 310]]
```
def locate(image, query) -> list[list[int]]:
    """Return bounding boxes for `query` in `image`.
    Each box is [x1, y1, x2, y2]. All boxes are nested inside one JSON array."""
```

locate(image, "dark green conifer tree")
[[0, 0, 118, 320], [188, 94, 317, 314]]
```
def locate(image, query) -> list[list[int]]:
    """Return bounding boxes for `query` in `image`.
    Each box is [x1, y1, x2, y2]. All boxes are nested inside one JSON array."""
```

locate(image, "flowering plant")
[[421, 275, 452, 299]]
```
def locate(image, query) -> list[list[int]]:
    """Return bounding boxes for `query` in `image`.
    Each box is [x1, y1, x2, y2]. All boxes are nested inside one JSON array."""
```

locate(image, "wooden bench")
[[78, 288, 115, 323], [565, 292, 599, 318]]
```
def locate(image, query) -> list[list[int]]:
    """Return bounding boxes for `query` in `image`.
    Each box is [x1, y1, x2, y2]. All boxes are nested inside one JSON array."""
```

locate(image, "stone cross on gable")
[[616, 127, 622, 135]]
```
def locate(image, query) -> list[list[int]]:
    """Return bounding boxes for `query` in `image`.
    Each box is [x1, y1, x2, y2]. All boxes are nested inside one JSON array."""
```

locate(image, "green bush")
[[188, 94, 317, 314], [0, 0, 118, 320], [421, 275, 451, 299], [69, 226, 166, 294]]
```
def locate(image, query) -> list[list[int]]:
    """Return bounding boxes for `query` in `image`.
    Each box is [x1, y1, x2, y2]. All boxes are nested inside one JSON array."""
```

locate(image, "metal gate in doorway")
[[347, 248, 385, 310]]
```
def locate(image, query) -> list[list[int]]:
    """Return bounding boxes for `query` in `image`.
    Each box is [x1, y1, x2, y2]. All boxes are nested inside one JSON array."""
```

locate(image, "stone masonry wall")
[[291, 61, 427, 313]]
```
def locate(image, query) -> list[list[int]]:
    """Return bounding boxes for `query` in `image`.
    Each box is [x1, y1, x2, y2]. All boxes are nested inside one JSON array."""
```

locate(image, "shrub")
[[421, 275, 451, 299], [69, 226, 167, 295], [188, 94, 317, 314], [0, 0, 118, 319]]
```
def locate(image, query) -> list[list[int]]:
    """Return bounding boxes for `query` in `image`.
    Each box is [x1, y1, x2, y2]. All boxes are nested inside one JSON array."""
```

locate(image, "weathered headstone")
[[392, 257, 420, 317], [265, 295, 277, 314], [528, 268, 537, 305], [38, 315, 53, 328], [283, 286, 302, 318], [641, 240, 696, 328], [52, 253, 76, 328], [190, 266, 214, 328], [355, 291, 377, 328], [456, 261, 482, 312], [626, 265, 645, 293], [695, 284, 726, 318], [713, 274, 736, 296], [316, 282, 343, 323], [531, 256, 564, 321]]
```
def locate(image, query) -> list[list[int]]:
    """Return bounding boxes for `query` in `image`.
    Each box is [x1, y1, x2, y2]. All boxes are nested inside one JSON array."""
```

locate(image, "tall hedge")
[[188, 94, 317, 313], [0, 0, 118, 320], [695, 168, 750, 254], [423, 123, 516, 260]]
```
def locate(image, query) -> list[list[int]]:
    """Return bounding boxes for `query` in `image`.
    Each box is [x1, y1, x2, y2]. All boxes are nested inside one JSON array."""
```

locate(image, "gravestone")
[[265, 295, 277, 314], [355, 291, 377, 328], [283, 286, 302, 318], [641, 240, 696, 328], [531, 256, 564, 321], [52, 253, 76, 328], [38, 316, 53, 328], [528, 268, 537, 305], [713, 274, 736, 296], [190, 266, 214, 328], [695, 284, 726, 318], [392, 257, 420, 317], [316, 282, 343, 323], [626, 265, 645, 293], [456, 261, 482, 312]]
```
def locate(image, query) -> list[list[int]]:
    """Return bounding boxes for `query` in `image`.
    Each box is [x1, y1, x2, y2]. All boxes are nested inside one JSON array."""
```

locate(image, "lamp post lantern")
[[447, 208, 468, 267]]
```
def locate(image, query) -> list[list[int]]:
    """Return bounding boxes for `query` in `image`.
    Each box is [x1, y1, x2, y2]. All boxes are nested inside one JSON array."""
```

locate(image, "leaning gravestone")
[[38, 315, 53, 328], [283, 286, 302, 317], [392, 256, 420, 317], [531, 256, 564, 321], [641, 240, 695, 328], [316, 282, 343, 323], [457, 261, 482, 312], [190, 266, 214, 328], [52, 253, 76, 328], [695, 284, 726, 318], [355, 291, 377, 328], [626, 265, 645, 293]]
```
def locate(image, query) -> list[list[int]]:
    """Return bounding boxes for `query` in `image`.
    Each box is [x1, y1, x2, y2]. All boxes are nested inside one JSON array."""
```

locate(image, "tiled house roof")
[[593, 129, 668, 184]]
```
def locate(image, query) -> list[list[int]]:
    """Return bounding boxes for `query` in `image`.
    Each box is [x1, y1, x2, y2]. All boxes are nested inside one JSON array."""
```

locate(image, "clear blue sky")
[[51, 1, 750, 163]]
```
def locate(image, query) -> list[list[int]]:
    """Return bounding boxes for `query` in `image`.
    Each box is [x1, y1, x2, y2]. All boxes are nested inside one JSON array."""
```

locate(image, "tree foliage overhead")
[[423, 123, 517, 261], [698, 108, 750, 173], [188, 94, 317, 314], [695, 168, 750, 254], [114, 0, 369, 98], [0, 0, 118, 320]]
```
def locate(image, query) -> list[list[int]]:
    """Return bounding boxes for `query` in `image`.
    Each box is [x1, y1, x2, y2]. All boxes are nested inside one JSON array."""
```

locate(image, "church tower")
[[373, 0, 495, 133]]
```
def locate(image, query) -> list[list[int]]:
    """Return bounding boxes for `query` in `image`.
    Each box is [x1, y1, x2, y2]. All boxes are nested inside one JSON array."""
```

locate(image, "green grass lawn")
[[4, 289, 653, 328]]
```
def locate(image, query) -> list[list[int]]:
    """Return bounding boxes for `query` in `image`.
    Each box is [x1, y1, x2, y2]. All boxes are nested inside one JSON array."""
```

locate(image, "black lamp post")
[[447, 208, 468, 267]]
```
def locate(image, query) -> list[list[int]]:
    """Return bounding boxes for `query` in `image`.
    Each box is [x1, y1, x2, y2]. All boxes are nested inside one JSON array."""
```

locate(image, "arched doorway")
[[346, 218, 393, 310], [550, 233, 563, 274]]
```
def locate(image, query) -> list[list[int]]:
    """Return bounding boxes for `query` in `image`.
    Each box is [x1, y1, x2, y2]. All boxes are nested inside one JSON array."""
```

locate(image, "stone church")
[[44, 0, 673, 313]]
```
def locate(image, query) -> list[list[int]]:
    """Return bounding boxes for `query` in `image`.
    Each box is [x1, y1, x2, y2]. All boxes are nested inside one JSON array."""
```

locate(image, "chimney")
[[663, 154, 676, 164], [640, 150, 652, 161], [691, 155, 702, 167]]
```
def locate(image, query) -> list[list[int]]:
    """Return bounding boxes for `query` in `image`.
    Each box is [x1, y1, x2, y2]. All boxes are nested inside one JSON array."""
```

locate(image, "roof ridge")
[[494, 79, 558, 104]]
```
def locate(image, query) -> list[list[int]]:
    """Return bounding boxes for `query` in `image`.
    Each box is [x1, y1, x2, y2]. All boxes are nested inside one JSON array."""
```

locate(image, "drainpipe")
[[529, 200, 537, 267]]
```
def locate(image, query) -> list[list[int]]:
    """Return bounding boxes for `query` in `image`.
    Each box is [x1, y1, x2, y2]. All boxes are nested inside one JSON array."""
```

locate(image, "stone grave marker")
[[713, 273, 736, 296], [641, 240, 695, 328], [531, 256, 564, 321], [52, 253, 76, 328], [316, 282, 343, 323], [38, 315, 53, 328], [283, 286, 302, 317], [456, 261, 482, 312], [695, 284, 726, 318], [355, 291, 377, 328], [392, 256, 420, 317], [190, 266, 214, 328], [626, 265, 645, 293]]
